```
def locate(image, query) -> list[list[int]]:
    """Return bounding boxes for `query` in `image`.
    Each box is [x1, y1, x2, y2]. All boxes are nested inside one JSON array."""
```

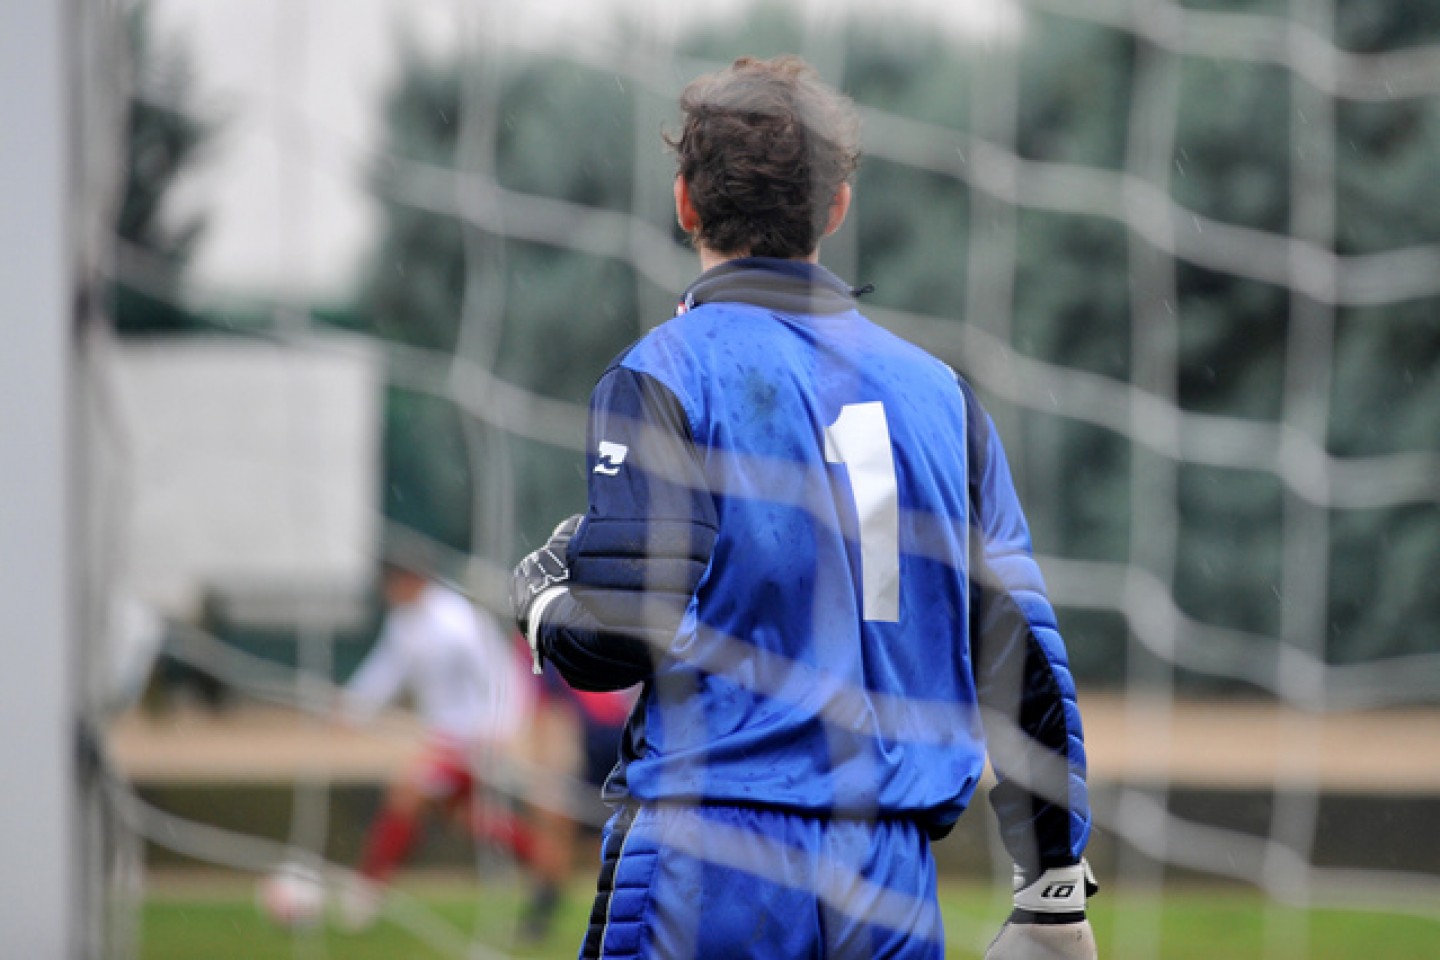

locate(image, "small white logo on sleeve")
[[594, 440, 629, 476]]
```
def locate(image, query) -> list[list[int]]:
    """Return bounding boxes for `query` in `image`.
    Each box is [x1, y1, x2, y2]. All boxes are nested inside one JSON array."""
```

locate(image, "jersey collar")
[[676, 257, 872, 317]]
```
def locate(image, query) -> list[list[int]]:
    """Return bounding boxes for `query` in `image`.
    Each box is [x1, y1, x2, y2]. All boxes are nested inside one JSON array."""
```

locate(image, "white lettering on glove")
[[985, 861, 1098, 960]]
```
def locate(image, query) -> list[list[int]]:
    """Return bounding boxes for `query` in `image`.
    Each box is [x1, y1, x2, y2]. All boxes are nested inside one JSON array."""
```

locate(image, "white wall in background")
[[109, 336, 382, 617]]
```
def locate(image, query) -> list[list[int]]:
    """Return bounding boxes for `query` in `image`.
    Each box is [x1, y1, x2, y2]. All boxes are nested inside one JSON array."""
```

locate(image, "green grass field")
[[139, 876, 1439, 959]]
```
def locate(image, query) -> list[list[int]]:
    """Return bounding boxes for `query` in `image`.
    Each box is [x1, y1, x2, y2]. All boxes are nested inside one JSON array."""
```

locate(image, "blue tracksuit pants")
[[580, 803, 944, 959]]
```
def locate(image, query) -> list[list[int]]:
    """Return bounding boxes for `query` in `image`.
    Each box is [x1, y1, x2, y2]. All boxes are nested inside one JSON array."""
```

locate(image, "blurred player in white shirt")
[[338, 557, 534, 929]]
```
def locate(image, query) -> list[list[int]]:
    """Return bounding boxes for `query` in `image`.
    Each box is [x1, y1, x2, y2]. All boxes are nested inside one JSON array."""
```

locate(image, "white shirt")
[[344, 583, 530, 743]]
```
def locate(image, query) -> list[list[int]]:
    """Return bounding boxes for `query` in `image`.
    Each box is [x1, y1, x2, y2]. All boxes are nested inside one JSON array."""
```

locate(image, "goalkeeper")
[[513, 54, 1095, 960]]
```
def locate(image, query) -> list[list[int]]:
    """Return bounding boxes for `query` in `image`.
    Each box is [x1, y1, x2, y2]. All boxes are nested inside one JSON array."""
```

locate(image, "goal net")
[[74, 0, 1440, 957]]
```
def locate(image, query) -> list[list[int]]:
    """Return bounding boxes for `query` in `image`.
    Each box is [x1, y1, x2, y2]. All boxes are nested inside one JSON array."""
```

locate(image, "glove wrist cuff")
[[1013, 862, 1092, 913], [525, 585, 569, 673]]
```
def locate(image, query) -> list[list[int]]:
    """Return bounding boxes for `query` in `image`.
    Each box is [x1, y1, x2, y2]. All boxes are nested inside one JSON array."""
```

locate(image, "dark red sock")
[[471, 807, 536, 865], [359, 808, 418, 883]]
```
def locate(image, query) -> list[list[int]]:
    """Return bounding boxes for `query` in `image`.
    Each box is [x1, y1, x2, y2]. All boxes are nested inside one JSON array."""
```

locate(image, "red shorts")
[[413, 737, 474, 803]]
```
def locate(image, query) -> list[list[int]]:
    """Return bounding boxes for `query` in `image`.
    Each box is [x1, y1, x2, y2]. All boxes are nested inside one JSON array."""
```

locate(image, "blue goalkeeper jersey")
[[536, 257, 1089, 871]]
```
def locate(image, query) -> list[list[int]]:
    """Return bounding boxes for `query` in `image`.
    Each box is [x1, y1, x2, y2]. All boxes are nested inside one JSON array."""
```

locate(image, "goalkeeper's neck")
[[696, 243, 820, 273]]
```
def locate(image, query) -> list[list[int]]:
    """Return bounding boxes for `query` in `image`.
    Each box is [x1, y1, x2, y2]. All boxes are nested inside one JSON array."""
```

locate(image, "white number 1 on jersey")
[[825, 402, 900, 622]]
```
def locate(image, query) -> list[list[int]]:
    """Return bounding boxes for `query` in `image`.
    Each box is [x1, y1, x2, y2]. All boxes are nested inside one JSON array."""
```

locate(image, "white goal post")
[[0, 0, 82, 956]]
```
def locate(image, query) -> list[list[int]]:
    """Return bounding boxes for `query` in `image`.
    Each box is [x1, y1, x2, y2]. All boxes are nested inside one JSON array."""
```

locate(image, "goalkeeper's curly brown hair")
[[665, 55, 861, 259]]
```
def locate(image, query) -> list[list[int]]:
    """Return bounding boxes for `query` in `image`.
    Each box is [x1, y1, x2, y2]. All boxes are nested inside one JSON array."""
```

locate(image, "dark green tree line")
[[113, 2, 212, 333]]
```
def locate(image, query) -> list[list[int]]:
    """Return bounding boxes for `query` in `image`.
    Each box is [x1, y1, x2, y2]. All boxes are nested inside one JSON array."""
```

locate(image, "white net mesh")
[[81, 0, 1440, 957]]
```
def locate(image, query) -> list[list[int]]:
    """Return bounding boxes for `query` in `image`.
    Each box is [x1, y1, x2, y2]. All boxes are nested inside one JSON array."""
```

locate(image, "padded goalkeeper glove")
[[510, 514, 583, 674], [984, 860, 1098, 960]]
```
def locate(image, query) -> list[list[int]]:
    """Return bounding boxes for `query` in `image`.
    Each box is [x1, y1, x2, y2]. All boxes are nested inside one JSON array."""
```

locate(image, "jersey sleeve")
[[342, 618, 408, 723], [963, 383, 1091, 876], [535, 364, 719, 692]]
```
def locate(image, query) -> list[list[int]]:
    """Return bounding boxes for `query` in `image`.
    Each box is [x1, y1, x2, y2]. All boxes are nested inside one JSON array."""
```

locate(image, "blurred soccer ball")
[[257, 862, 326, 929]]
